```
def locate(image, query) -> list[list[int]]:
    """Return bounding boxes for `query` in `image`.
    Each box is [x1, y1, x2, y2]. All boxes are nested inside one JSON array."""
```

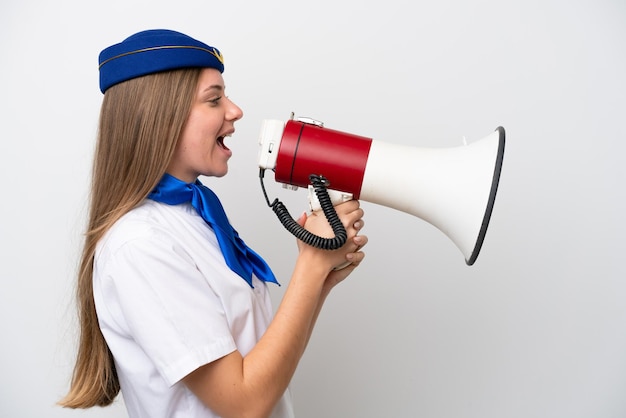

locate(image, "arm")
[[183, 200, 367, 418], [299, 212, 367, 349]]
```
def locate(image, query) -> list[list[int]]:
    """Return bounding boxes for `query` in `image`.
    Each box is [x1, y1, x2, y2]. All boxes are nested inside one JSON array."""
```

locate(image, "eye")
[[208, 96, 223, 106]]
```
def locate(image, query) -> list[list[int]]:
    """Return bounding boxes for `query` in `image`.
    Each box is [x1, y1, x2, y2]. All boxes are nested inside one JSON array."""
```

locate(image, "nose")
[[226, 97, 244, 122]]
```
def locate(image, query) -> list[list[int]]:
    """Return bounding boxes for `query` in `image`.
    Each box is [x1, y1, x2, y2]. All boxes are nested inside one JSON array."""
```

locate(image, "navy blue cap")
[[98, 29, 224, 93]]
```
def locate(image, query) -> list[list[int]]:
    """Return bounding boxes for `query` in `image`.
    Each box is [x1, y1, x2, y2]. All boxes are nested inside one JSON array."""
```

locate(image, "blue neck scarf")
[[148, 174, 278, 288]]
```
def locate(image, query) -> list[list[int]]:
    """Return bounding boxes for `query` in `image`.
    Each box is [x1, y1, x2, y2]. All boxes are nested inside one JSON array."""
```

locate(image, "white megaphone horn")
[[258, 114, 505, 265]]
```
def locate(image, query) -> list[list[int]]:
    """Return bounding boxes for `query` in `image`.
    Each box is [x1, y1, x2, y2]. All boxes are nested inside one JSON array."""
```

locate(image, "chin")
[[211, 167, 229, 178]]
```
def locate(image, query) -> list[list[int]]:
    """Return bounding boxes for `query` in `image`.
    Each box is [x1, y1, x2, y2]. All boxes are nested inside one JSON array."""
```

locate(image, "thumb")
[[296, 211, 308, 227]]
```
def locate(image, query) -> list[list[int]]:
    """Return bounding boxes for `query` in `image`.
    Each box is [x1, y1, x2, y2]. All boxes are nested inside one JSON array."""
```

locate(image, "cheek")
[[187, 115, 220, 143], [178, 124, 207, 151]]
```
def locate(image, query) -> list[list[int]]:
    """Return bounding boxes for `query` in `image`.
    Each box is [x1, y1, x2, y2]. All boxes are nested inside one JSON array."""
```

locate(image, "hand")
[[323, 232, 367, 292], [296, 200, 367, 284]]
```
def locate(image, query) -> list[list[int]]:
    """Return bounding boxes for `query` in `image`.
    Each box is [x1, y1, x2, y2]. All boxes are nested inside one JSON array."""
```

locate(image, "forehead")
[[197, 67, 225, 91]]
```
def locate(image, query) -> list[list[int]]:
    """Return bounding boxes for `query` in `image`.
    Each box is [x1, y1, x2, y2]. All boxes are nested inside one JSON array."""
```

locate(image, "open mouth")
[[217, 135, 230, 150]]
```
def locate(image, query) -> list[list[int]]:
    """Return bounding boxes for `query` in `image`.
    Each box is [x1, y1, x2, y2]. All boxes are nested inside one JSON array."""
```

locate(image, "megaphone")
[[258, 114, 505, 265]]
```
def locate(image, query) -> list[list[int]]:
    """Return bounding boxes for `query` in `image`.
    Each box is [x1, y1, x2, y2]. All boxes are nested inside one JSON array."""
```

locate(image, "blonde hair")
[[60, 68, 202, 408]]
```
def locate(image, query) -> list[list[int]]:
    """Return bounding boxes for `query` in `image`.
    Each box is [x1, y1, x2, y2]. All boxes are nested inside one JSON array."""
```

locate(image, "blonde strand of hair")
[[60, 68, 201, 408]]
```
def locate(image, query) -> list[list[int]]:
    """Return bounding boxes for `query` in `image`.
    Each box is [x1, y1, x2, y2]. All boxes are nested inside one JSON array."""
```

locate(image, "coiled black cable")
[[260, 170, 347, 250]]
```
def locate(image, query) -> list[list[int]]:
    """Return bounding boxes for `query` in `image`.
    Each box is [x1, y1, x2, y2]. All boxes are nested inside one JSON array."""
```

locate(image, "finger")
[[341, 209, 364, 231], [334, 199, 361, 215], [353, 235, 367, 248], [296, 211, 308, 227], [345, 249, 366, 266]]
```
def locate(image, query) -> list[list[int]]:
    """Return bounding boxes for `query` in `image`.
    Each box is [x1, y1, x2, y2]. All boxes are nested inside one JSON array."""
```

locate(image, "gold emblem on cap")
[[211, 47, 224, 64]]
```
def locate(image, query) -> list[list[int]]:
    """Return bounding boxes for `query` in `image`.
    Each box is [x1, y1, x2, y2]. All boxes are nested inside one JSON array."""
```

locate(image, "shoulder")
[[95, 200, 208, 267]]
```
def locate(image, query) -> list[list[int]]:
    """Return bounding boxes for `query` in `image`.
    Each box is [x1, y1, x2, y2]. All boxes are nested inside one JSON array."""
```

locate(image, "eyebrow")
[[202, 84, 224, 93]]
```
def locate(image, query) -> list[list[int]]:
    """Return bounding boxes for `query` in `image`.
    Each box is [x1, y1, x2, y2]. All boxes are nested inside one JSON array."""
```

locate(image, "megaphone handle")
[[268, 175, 348, 250], [308, 186, 353, 212]]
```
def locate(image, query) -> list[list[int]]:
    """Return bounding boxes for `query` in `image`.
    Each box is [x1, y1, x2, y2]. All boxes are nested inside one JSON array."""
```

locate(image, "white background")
[[1, 0, 625, 417]]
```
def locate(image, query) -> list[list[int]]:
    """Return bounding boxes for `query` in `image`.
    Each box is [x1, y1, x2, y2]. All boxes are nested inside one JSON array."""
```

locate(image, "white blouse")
[[93, 199, 294, 418]]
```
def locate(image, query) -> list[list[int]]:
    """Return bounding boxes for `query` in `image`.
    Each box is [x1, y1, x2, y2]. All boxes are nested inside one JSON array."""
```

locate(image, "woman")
[[60, 29, 367, 418]]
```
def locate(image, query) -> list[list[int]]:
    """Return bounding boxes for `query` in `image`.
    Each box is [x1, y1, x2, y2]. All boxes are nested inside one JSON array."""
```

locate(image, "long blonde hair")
[[60, 68, 202, 408]]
